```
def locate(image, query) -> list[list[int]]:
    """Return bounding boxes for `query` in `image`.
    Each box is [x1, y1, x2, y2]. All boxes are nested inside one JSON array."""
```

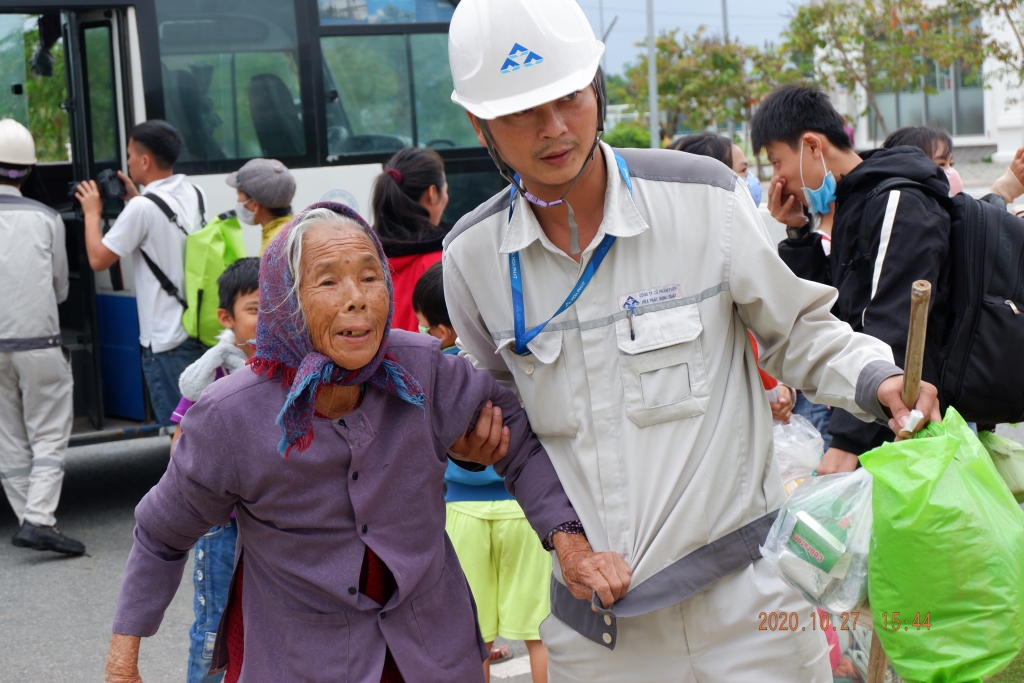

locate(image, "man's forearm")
[[83, 212, 117, 271]]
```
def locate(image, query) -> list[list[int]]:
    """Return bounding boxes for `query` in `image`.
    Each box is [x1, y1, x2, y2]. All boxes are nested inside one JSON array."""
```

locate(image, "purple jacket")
[[112, 331, 577, 683]]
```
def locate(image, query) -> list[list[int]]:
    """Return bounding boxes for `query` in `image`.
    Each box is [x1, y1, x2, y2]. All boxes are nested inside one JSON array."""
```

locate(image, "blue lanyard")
[[507, 151, 632, 356]]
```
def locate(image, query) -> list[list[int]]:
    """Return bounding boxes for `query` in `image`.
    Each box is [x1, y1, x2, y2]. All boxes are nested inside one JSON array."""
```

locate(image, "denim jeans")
[[187, 520, 237, 683], [141, 338, 206, 426], [794, 391, 833, 451]]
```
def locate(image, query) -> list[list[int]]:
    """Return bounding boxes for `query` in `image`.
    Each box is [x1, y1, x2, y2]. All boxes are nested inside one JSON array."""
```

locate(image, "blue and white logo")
[[501, 43, 544, 74], [622, 296, 640, 310]]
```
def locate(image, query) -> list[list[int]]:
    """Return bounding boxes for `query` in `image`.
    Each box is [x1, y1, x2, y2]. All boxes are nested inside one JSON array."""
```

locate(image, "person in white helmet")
[[442, 1, 940, 680], [0, 119, 85, 556]]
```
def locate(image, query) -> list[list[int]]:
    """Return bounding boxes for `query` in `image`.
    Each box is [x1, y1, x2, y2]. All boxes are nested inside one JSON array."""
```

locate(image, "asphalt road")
[[0, 436, 535, 683], [3, 425, 1022, 683]]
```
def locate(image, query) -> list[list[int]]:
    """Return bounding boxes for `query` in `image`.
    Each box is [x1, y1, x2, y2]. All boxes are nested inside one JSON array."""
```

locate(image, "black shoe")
[[12, 522, 86, 556]]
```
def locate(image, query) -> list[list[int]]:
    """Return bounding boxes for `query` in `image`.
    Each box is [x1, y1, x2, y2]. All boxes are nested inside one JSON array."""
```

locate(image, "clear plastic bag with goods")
[[859, 408, 1024, 683], [772, 413, 824, 494], [977, 430, 1024, 504], [760, 469, 872, 613]]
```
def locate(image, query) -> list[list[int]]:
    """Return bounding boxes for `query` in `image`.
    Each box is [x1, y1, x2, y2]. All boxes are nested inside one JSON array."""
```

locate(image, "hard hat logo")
[[501, 43, 544, 74]]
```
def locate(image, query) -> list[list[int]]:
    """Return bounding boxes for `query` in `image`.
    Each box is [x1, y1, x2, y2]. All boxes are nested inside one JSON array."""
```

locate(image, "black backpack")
[[854, 178, 1024, 424]]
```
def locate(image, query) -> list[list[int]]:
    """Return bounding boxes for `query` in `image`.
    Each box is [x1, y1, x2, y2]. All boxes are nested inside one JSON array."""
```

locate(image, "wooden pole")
[[868, 281, 932, 683], [867, 630, 889, 683], [901, 280, 931, 411]]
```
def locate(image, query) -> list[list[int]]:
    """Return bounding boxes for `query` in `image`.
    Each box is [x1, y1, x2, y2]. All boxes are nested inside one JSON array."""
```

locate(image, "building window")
[[870, 61, 983, 140]]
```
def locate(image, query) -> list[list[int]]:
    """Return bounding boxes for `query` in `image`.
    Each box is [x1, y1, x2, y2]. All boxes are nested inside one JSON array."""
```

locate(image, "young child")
[[169, 257, 259, 683], [412, 261, 551, 683]]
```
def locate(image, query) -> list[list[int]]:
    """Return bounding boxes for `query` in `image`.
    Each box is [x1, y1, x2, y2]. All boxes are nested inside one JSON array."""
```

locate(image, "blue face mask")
[[744, 172, 762, 206], [799, 140, 836, 215]]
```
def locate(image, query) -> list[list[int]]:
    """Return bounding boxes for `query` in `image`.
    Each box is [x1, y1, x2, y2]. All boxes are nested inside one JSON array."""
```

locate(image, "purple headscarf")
[[248, 201, 426, 457]]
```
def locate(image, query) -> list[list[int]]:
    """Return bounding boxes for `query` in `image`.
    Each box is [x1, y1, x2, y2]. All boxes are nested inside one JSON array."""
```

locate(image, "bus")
[[0, 0, 504, 444]]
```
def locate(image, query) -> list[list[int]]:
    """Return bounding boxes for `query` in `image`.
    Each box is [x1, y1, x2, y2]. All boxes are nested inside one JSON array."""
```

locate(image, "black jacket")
[[778, 146, 952, 455]]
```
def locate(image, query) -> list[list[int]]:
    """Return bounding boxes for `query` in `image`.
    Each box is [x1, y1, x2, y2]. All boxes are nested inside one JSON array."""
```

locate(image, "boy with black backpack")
[[751, 85, 1024, 474], [77, 120, 207, 428]]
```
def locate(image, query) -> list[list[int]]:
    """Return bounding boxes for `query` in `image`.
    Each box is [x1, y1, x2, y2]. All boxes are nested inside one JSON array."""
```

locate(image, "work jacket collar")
[[499, 141, 649, 256]]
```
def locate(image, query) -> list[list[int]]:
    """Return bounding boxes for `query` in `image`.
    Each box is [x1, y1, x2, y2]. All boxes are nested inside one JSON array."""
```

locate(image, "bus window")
[[321, 32, 476, 155], [154, 0, 305, 161], [321, 34, 411, 156], [319, 0, 455, 25], [81, 24, 117, 163], [410, 33, 476, 148], [0, 14, 70, 162]]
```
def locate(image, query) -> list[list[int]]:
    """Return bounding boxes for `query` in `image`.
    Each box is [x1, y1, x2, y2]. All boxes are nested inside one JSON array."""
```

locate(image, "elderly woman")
[[104, 203, 628, 683]]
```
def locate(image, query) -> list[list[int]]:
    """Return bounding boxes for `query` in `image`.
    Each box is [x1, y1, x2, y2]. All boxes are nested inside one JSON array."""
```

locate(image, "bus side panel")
[[96, 293, 146, 421]]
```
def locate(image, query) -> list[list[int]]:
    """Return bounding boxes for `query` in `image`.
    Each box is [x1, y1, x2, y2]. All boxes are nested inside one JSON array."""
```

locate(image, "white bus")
[[0, 0, 503, 443]]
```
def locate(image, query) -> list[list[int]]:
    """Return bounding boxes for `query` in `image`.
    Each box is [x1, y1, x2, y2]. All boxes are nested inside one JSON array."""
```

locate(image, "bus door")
[[0, 8, 144, 440]]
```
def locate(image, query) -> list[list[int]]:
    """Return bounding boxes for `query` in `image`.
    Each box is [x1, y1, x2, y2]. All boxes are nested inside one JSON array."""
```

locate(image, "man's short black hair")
[[750, 85, 852, 153], [883, 126, 953, 160], [128, 120, 183, 169], [412, 262, 451, 329], [218, 257, 260, 314]]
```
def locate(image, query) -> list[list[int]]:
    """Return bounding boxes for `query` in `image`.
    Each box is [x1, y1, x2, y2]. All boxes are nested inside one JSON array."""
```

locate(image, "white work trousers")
[[542, 558, 832, 682], [0, 348, 73, 527]]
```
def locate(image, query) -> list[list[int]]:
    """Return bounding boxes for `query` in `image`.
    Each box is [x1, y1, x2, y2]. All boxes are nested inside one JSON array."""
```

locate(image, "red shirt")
[[387, 251, 442, 332]]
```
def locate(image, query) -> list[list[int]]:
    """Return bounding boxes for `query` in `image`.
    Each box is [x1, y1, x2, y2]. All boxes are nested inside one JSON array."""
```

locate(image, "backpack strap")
[[139, 249, 187, 309], [192, 183, 207, 228], [142, 192, 190, 238]]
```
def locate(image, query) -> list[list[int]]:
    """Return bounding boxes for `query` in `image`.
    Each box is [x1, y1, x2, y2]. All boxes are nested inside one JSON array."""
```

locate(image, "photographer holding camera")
[[76, 120, 207, 429]]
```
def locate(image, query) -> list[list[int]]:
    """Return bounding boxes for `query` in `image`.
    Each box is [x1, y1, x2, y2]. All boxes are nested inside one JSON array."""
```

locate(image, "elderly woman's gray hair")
[[285, 207, 379, 295]]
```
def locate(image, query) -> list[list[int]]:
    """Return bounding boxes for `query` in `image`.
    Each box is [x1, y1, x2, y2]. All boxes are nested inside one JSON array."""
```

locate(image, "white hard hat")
[[449, 0, 605, 120], [0, 119, 37, 165]]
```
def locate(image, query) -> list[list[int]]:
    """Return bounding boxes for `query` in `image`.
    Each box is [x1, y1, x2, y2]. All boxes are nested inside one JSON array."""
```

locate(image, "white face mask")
[[235, 201, 256, 225]]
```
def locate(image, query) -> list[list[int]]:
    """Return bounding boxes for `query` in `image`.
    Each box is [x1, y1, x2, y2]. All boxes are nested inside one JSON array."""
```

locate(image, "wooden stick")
[[867, 630, 889, 683], [867, 282, 933, 683], [901, 280, 932, 411]]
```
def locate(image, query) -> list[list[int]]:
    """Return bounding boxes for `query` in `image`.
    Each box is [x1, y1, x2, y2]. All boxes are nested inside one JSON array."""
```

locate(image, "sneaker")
[[12, 522, 86, 556]]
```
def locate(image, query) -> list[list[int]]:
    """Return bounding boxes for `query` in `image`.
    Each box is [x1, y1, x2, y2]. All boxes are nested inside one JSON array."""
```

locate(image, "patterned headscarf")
[[247, 201, 426, 457]]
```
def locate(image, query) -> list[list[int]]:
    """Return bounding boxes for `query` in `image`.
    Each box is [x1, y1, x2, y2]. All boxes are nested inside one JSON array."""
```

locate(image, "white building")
[[831, 11, 1024, 163]]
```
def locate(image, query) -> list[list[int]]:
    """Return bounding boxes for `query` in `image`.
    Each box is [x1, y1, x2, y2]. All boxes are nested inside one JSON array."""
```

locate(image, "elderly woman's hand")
[[449, 400, 511, 466], [105, 634, 143, 683], [553, 532, 632, 608]]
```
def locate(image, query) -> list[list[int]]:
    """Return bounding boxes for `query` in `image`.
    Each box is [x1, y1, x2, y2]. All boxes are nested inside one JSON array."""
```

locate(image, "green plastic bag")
[[181, 211, 245, 347], [978, 431, 1024, 503], [859, 408, 1024, 683]]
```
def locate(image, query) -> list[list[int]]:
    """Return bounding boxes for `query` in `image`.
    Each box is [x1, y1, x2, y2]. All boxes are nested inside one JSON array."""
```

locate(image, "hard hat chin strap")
[[478, 72, 606, 256]]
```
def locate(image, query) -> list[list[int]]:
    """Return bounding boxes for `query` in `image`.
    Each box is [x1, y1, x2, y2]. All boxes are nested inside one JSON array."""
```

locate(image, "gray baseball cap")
[[226, 158, 296, 209]]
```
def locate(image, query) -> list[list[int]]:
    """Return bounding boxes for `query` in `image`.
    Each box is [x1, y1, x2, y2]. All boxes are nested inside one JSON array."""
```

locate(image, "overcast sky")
[[576, 0, 799, 76]]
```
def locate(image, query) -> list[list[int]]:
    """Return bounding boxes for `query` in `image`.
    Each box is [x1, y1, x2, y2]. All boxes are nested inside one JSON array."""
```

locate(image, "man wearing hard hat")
[[442, 1, 940, 680], [0, 119, 85, 556]]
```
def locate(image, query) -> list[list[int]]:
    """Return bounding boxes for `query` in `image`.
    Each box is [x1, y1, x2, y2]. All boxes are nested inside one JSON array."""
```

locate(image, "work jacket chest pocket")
[[498, 330, 579, 438], [615, 304, 710, 428]]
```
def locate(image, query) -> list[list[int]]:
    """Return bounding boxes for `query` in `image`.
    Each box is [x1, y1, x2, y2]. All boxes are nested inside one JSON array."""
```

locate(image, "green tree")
[[624, 28, 748, 136], [24, 29, 70, 162], [603, 121, 650, 148], [784, 0, 992, 136], [604, 73, 633, 105]]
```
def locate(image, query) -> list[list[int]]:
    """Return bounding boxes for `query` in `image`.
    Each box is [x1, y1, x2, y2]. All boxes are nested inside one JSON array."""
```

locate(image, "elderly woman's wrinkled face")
[[298, 222, 389, 370]]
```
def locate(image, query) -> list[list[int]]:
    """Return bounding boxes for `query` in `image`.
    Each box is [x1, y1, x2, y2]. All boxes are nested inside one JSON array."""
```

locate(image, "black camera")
[[68, 168, 126, 203], [95, 168, 126, 199]]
